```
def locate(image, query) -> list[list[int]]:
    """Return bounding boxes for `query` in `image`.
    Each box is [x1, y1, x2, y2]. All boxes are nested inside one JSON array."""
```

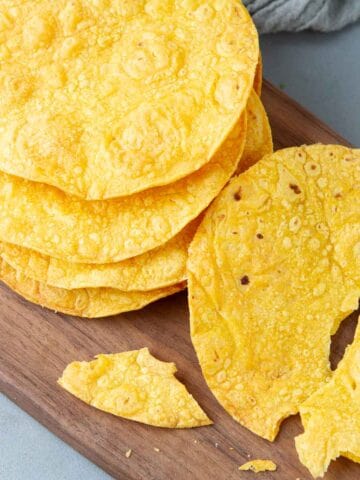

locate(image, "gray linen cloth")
[[243, 0, 360, 33]]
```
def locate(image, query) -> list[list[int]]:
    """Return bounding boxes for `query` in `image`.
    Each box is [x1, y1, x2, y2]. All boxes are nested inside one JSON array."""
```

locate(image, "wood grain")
[[0, 81, 358, 480]]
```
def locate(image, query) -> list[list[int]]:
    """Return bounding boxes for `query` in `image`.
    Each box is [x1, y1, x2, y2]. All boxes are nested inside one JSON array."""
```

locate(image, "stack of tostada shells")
[[0, 0, 272, 317]]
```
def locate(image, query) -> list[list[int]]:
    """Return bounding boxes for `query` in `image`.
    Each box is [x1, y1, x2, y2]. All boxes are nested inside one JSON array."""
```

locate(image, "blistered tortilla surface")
[[0, 0, 258, 199]]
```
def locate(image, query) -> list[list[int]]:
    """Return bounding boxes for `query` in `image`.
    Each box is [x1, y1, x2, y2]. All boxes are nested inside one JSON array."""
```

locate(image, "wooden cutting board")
[[1, 81, 359, 480]]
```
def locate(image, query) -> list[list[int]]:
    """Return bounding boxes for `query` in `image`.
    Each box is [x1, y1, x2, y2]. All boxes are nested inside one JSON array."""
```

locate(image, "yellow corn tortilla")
[[253, 53, 263, 96], [0, 0, 258, 199], [237, 89, 273, 174], [295, 317, 360, 478], [0, 258, 184, 318], [188, 145, 360, 441], [0, 115, 246, 264], [58, 348, 212, 428], [0, 219, 198, 291]]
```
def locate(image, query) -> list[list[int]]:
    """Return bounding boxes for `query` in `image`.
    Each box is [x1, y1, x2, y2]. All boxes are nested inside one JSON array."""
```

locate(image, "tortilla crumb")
[[125, 449, 132, 458], [239, 459, 277, 473], [154, 447, 160, 452]]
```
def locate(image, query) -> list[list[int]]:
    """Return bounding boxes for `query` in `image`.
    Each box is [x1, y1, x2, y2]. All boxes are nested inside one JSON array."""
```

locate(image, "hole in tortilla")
[[330, 309, 359, 370]]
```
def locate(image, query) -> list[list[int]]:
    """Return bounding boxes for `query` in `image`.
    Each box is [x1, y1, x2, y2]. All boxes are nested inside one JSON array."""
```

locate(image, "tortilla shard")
[[0, 258, 184, 318], [295, 317, 360, 478], [0, 0, 258, 199], [58, 348, 212, 428], [188, 145, 360, 441]]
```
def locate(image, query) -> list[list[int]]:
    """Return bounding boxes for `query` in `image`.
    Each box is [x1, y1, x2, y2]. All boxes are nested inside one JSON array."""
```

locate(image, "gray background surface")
[[1, 22, 359, 480]]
